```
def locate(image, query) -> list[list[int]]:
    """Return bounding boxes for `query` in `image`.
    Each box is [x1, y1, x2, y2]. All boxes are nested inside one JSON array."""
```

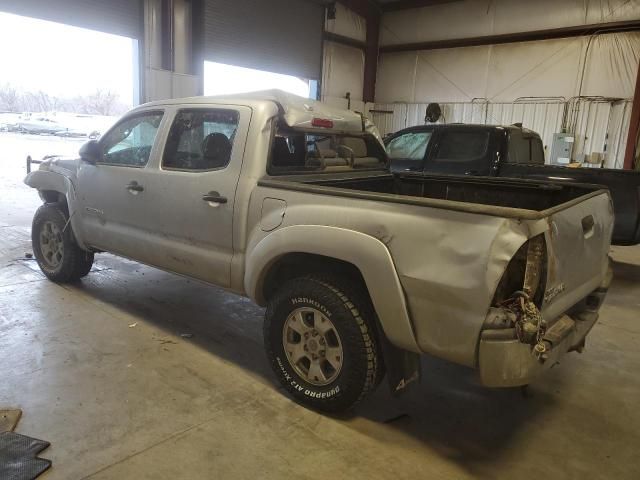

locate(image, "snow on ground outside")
[[0, 112, 119, 135], [0, 132, 86, 226]]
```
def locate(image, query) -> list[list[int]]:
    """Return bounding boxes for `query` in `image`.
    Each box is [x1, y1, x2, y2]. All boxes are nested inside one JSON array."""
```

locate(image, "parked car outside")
[[18, 117, 66, 135]]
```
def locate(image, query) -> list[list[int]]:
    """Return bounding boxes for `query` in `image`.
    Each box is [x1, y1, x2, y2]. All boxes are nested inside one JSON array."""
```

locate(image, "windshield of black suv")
[[268, 125, 387, 175]]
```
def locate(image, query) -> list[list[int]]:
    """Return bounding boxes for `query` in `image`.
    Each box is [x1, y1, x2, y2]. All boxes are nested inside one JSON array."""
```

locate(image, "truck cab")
[[386, 124, 544, 176]]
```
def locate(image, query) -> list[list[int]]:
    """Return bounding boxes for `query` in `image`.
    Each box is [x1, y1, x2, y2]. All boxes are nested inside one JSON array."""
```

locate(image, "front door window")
[[386, 131, 432, 161], [100, 112, 164, 167]]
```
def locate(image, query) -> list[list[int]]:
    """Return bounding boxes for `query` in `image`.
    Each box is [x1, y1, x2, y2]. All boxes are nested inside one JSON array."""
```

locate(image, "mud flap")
[[380, 333, 421, 395]]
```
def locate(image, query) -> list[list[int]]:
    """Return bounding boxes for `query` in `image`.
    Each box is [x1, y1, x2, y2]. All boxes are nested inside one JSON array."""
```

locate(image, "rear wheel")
[[32, 203, 94, 282], [264, 276, 382, 412]]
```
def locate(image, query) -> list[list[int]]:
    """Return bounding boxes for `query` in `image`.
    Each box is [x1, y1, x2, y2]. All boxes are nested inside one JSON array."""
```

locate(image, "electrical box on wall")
[[549, 133, 575, 165]]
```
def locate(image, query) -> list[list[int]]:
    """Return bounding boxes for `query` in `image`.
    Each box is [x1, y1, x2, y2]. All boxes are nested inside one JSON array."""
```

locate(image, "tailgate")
[[540, 191, 613, 321]]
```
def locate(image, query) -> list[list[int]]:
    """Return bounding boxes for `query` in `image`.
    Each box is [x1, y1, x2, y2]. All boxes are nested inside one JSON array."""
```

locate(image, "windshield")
[[268, 125, 387, 175]]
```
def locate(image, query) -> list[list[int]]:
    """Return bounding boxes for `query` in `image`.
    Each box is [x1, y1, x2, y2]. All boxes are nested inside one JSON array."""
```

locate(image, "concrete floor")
[[1, 135, 640, 479]]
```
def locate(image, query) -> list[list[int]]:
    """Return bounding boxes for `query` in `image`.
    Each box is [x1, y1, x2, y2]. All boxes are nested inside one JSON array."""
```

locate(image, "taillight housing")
[[483, 235, 549, 349], [493, 234, 547, 308]]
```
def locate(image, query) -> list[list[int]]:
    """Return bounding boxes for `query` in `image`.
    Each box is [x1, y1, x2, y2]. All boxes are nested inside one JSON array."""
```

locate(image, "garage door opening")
[[204, 61, 317, 99], [0, 10, 138, 223], [0, 11, 137, 131]]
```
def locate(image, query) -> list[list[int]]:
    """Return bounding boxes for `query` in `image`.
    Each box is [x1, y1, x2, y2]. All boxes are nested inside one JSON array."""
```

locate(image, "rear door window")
[[434, 131, 490, 162], [531, 138, 545, 164], [163, 109, 239, 171], [507, 131, 545, 164], [507, 130, 530, 164]]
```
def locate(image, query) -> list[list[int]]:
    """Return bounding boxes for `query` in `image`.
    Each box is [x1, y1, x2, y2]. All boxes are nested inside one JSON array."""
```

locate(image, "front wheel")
[[32, 203, 94, 282], [264, 276, 382, 412]]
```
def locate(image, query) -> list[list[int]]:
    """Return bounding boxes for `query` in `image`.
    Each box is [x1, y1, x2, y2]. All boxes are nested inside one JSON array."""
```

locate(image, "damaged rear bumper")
[[478, 279, 610, 387]]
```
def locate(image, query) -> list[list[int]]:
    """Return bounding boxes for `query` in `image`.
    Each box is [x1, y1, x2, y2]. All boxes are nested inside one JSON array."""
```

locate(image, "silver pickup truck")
[[25, 91, 613, 412]]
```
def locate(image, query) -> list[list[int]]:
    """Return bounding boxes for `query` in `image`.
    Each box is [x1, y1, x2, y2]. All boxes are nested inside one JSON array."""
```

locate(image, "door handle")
[[465, 170, 479, 175], [202, 191, 227, 204], [126, 181, 144, 192]]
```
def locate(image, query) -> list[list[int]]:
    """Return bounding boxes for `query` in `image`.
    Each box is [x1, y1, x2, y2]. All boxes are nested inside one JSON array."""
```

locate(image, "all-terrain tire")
[[32, 203, 94, 282], [264, 276, 381, 413]]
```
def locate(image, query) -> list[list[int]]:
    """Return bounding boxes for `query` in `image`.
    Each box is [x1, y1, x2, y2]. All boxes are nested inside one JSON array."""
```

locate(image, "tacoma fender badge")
[[544, 283, 565, 303], [85, 207, 104, 215]]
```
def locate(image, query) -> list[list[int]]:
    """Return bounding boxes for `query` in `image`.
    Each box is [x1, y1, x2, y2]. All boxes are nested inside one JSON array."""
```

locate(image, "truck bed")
[[257, 169, 613, 370], [261, 172, 607, 219]]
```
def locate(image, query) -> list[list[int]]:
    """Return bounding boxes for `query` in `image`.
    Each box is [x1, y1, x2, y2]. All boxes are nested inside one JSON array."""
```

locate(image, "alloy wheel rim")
[[39, 220, 64, 268], [282, 307, 344, 386]]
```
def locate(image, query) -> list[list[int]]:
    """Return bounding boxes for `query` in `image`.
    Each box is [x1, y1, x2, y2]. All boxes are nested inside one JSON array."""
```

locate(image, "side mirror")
[[79, 140, 102, 164]]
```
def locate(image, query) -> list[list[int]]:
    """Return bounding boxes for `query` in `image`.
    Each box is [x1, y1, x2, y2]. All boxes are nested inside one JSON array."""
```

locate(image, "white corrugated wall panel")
[[608, 102, 632, 168], [380, 0, 640, 46]]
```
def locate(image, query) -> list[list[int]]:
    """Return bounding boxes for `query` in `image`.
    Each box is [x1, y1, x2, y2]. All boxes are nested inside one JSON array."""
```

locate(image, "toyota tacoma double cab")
[[25, 91, 613, 412]]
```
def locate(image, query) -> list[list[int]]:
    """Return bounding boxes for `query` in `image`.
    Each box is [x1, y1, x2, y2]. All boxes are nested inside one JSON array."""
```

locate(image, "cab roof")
[[389, 122, 540, 138], [134, 89, 366, 133]]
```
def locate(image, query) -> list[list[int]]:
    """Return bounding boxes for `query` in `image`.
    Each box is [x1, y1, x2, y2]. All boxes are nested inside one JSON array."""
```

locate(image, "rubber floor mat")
[[0, 431, 51, 480]]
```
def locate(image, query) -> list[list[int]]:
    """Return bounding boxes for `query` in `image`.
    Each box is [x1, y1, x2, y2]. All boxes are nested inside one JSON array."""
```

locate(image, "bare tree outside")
[[83, 89, 122, 116], [0, 84, 19, 112], [0, 83, 129, 115]]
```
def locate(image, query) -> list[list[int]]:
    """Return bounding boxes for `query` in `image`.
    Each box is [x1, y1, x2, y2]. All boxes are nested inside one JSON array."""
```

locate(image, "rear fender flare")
[[245, 225, 420, 353]]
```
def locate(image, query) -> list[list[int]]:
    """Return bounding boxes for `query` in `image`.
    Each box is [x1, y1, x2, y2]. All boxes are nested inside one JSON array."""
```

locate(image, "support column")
[[622, 54, 640, 169], [191, 0, 205, 95], [363, 10, 380, 103], [337, 1, 381, 103]]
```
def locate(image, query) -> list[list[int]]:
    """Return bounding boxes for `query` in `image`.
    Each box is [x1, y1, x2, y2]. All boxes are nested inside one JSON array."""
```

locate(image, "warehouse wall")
[[322, 3, 368, 112], [380, 0, 639, 45], [374, 0, 640, 167], [376, 31, 640, 103]]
